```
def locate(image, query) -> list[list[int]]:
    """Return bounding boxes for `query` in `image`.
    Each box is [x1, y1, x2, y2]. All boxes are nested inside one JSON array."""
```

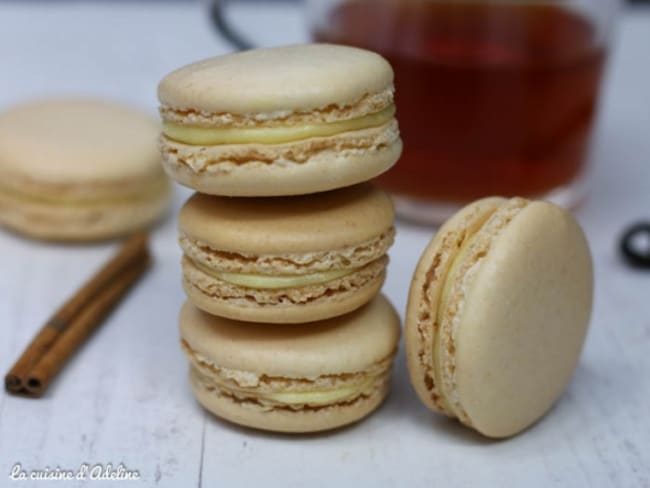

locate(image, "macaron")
[[179, 183, 395, 323], [405, 197, 593, 438], [180, 294, 401, 433], [0, 99, 171, 241], [157, 43, 402, 196]]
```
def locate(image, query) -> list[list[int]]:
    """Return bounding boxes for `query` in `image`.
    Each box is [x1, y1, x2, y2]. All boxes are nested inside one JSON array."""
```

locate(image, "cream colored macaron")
[[180, 294, 401, 433], [157, 43, 402, 196], [0, 99, 171, 241], [179, 183, 394, 323], [405, 197, 593, 438]]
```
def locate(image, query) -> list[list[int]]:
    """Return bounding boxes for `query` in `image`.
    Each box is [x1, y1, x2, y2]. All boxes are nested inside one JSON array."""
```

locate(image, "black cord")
[[620, 222, 650, 269], [209, 0, 255, 51]]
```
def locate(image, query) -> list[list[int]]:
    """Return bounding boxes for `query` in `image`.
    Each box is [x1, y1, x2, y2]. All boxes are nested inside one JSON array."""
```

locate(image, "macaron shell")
[[0, 183, 170, 241], [182, 264, 385, 324], [0, 99, 163, 197], [454, 201, 593, 437], [179, 295, 400, 378], [190, 370, 390, 433], [160, 123, 401, 197], [179, 184, 395, 255], [180, 227, 394, 276], [158, 44, 393, 115], [405, 197, 506, 414]]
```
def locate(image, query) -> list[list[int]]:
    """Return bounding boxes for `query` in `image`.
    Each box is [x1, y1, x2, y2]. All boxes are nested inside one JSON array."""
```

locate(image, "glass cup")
[[211, 0, 619, 223]]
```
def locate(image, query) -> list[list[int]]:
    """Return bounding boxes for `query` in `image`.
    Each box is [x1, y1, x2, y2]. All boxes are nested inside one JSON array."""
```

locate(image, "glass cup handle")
[[209, 0, 268, 51]]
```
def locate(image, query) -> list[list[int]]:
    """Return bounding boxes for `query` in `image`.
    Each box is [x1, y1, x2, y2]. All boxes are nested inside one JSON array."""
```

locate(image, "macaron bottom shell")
[[0, 183, 171, 241], [160, 125, 402, 197], [182, 259, 386, 324], [189, 366, 391, 434], [406, 197, 505, 416]]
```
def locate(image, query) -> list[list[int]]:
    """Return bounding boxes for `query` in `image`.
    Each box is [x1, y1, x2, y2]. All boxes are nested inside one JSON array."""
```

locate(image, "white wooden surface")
[[1, 2, 649, 487]]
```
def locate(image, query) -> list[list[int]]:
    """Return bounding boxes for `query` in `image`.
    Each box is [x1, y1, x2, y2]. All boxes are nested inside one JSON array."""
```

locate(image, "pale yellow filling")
[[0, 178, 169, 206], [436, 235, 478, 326], [191, 353, 380, 407], [192, 260, 357, 289], [163, 105, 395, 145], [264, 377, 376, 406], [433, 231, 479, 414]]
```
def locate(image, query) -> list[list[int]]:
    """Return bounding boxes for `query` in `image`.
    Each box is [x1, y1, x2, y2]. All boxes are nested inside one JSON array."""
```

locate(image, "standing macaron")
[[180, 294, 401, 433], [157, 44, 401, 196], [179, 184, 394, 323], [0, 99, 170, 241], [405, 197, 593, 438]]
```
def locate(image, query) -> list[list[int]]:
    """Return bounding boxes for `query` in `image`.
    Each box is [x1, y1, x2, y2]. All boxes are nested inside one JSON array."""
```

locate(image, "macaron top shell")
[[157, 44, 393, 116], [179, 184, 395, 255], [180, 295, 401, 378], [0, 99, 163, 195]]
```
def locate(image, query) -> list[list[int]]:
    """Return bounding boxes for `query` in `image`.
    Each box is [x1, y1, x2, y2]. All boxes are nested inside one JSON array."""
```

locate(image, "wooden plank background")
[[0, 3, 649, 487]]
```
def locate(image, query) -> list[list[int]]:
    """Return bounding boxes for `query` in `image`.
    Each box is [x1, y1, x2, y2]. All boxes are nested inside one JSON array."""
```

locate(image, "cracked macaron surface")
[[406, 197, 593, 438], [179, 295, 401, 433], [178, 183, 395, 323], [157, 43, 402, 196]]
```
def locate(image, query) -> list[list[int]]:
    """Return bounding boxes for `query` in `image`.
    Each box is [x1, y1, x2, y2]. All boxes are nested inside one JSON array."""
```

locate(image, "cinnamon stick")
[[5, 233, 150, 396]]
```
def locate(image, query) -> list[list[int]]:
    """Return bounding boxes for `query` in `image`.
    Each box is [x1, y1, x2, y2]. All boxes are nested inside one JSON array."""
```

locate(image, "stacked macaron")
[[157, 44, 403, 433]]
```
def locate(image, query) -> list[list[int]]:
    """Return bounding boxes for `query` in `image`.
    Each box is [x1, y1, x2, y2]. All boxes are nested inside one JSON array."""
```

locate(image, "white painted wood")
[[0, 3, 648, 487]]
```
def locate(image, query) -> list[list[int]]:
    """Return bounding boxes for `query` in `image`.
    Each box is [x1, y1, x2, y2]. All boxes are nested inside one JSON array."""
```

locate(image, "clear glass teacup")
[[211, 0, 619, 223]]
